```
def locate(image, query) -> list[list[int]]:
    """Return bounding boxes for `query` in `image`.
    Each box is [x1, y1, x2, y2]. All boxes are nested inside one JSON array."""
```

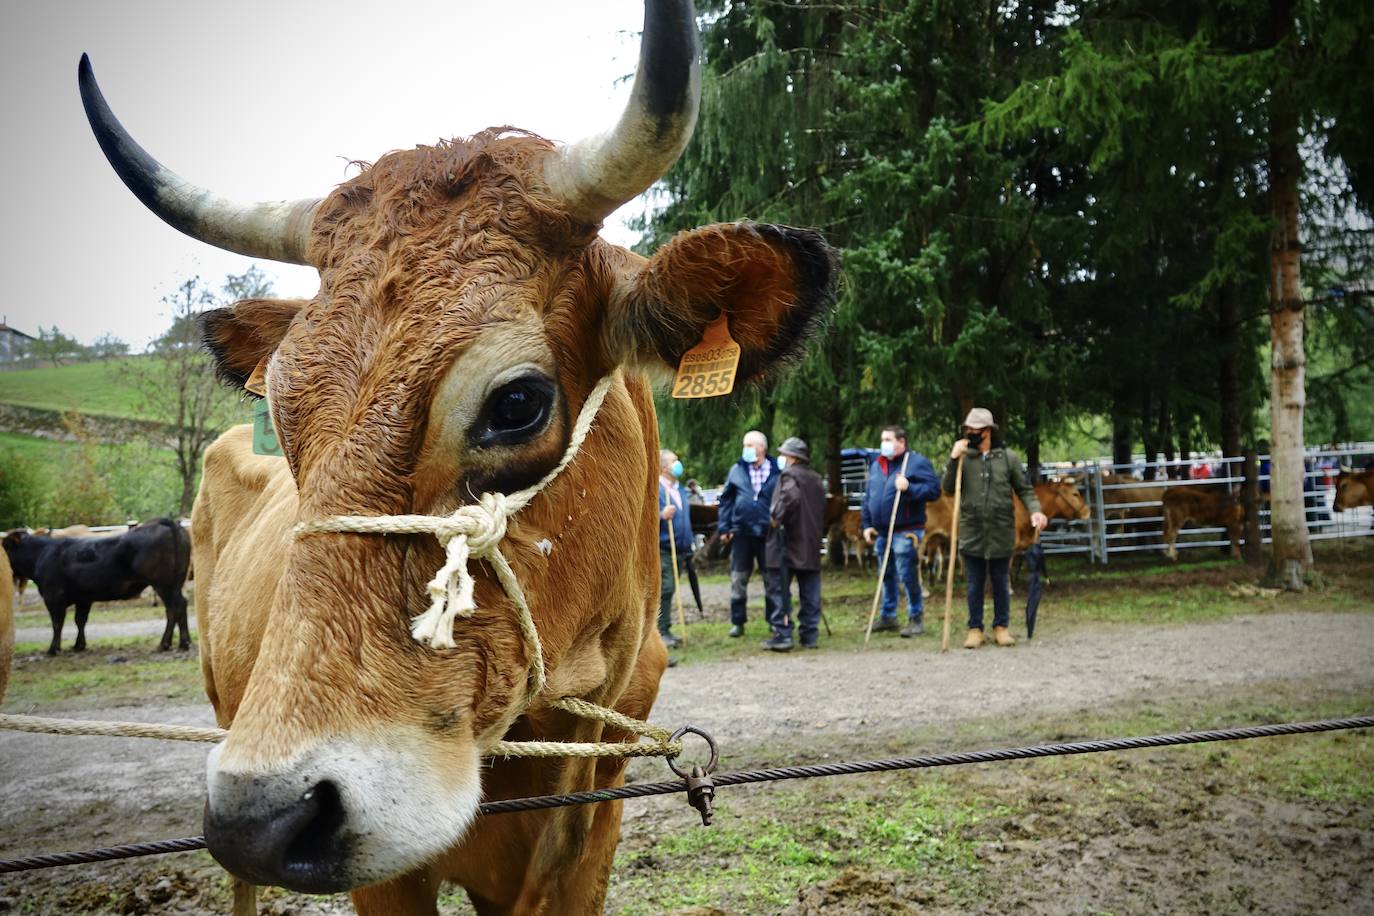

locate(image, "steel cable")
[[1, 715, 1369, 874]]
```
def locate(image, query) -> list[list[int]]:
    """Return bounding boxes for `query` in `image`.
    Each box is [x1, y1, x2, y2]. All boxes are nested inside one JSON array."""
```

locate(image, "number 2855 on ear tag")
[[252, 400, 285, 458], [672, 315, 741, 399]]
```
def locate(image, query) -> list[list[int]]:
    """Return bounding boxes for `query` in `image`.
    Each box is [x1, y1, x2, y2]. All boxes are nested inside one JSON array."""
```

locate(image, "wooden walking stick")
[[864, 451, 911, 645], [941, 453, 966, 652], [668, 520, 688, 647]]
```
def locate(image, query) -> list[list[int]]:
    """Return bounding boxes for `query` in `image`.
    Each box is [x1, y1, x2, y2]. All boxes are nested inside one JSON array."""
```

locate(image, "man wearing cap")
[[762, 437, 827, 651], [945, 409, 1047, 648], [861, 425, 942, 636]]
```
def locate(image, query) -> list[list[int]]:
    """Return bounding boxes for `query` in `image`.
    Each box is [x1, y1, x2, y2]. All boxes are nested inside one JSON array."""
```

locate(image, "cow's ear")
[[200, 298, 306, 390], [606, 222, 837, 385]]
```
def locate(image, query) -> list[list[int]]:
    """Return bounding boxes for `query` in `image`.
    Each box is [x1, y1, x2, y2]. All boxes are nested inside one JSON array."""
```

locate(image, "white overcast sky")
[[1, 0, 653, 347]]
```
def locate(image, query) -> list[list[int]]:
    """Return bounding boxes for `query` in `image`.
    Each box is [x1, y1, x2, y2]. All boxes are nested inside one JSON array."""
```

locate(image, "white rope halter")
[[295, 371, 620, 699]]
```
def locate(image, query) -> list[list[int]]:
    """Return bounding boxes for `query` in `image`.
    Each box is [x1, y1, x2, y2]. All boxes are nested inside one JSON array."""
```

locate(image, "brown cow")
[[1333, 467, 1374, 513], [829, 508, 871, 572], [1162, 487, 1245, 561], [1100, 471, 1165, 521], [80, 3, 835, 913], [921, 481, 1086, 579]]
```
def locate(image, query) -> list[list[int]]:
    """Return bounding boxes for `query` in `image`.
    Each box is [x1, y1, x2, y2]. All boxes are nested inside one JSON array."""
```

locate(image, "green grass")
[[0, 359, 156, 421], [606, 784, 992, 915], [2, 637, 204, 711], [0, 358, 253, 426]]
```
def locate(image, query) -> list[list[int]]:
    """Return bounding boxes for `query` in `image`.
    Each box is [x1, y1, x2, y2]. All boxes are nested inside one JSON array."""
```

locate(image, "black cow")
[[2, 518, 191, 655]]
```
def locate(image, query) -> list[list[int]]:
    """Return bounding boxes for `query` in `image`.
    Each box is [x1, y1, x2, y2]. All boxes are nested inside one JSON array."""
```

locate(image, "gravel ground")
[[1, 610, 1370, 914]]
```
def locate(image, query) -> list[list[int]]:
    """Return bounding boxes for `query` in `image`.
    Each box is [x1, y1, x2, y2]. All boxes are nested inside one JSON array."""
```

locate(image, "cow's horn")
[[78, 54, 319, 266], [543, 0, 701, 224]]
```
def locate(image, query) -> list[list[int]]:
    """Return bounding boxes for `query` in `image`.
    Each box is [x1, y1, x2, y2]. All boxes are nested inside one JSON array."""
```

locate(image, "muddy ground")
[[1, 591, 1372, 913]]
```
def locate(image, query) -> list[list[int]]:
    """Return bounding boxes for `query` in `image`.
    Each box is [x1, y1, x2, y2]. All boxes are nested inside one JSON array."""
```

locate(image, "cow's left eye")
[[471, 376, 554, 447]]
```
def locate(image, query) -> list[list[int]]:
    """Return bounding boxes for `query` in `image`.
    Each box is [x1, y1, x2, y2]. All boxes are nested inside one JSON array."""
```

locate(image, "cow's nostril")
[[205, 776, 353, 893], [281, 779, 347, 877]]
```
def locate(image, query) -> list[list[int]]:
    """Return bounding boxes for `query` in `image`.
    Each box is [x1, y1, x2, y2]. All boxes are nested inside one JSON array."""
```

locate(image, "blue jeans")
[[765, 566, 822, 644], [876, 530, 922, 621], [964, 554, 1011, 630], [729, 534, 776, 626]]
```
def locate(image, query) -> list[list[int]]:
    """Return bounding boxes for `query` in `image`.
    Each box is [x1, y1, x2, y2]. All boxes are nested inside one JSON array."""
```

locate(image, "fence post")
[[1091, 459, 1108, 564], [1242, 449, 1263, 566]]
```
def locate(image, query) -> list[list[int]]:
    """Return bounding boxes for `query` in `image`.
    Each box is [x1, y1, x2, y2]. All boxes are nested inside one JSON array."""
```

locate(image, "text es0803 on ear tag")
[[672, 315, 740, 399]]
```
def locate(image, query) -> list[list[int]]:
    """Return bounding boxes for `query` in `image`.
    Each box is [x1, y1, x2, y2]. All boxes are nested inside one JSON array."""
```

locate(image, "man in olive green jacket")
[[942, 408, 1047, 649]]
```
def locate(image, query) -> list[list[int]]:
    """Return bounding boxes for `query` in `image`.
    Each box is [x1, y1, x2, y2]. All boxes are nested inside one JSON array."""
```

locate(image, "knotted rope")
[[295, 372, 619, 696], [290, 370, 680, 759]]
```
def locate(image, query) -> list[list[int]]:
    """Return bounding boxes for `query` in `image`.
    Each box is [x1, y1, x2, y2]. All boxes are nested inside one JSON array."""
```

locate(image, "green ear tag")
[[252, 400, 284, 458]]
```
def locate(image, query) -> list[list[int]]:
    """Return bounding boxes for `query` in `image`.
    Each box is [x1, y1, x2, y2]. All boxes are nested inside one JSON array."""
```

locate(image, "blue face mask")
[[670, 460, 684, 479], [776, 456, 788, 471], [880, 441, 896, 460], [742, 446, 758, 464]]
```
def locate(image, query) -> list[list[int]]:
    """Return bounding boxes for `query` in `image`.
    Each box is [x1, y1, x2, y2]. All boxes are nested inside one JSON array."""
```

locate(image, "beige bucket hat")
[[962, 407, 998, 430]]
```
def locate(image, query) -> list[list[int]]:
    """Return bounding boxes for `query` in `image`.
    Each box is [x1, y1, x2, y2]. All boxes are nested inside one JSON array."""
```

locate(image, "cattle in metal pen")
[[79, 1, 837, 912]]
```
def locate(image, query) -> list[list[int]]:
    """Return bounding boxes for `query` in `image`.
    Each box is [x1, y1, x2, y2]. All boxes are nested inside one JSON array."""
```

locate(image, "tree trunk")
[[1111, 394, 1133, 468], [1217, 280, 1244, 463], [1264, 11, 1313, 589], [825, 411, 842, 496]]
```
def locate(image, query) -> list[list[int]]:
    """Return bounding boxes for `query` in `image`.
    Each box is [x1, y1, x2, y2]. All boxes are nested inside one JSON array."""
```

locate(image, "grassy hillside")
[[0, 357, 252, 430], [0, 359, 155, 420]]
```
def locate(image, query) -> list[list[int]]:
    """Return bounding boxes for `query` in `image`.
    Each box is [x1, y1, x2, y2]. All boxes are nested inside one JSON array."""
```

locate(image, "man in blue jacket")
[[658, 449, 694, 653], [717, 430, 779, 637], [861, 425, 942, 636]]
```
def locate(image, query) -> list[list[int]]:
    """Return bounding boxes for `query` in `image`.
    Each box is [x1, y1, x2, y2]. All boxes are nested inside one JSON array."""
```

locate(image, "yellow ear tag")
[[672, 315, 740, 399], [244, 358, 269, 397]]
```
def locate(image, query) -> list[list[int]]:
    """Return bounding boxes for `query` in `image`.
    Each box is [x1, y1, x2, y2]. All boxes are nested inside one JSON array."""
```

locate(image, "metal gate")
[[1037, 443, 1374, 562]]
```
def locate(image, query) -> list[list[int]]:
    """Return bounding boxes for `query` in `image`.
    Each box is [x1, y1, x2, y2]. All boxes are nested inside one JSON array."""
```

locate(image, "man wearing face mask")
[[717, 430, 780, 638], [658, 449, 693, 653], [762, 437, 827, 651], [861, 426, 943, 636], [944, 409, 1047, 649]]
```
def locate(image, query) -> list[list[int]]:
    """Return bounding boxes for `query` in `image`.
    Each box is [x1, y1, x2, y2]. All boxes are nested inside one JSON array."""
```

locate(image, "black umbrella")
[[684, 554, 706, 619], [1024, 531, 1046, 640]]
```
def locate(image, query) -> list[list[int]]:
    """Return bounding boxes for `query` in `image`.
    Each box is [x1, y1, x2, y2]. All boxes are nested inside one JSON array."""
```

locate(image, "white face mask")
[[742, 446, 758, 464], [880, 441, 896, 460], [777, 455, 788, 471]]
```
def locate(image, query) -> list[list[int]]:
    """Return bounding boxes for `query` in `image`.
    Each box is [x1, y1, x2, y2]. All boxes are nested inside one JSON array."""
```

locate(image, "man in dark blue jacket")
[[658, 449, 694, 653], [717, 430, 779, 637], [860, 425, 942, 636]]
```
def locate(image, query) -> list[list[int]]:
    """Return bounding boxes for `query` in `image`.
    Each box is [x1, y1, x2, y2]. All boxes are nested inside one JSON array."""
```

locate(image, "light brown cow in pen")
[[79, 2, 835, 913], [1333, 467, 1374, 513], [1161, 487, 1245, 561]]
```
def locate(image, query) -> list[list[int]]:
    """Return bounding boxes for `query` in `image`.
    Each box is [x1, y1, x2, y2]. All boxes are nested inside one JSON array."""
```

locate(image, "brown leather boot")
[[963, 628, 984, 649], [993, 626, 1015, 647]]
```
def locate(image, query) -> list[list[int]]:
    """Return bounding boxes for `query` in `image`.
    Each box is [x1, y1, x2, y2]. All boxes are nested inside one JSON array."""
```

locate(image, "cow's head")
[[1333, 468, 1373, 512], [1048, 481, 1090, 521], [81, 0, 835, 895]]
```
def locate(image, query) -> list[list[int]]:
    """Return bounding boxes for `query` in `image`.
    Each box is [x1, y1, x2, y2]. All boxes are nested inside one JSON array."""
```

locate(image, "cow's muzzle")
[[203, 733, 482, 892], [204, 777, 351, 893]]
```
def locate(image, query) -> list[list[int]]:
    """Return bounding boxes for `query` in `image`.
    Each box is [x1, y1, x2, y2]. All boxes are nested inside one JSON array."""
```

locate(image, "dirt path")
[[1, 610, 1370, 914], [650, 610, 1373, 749]]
